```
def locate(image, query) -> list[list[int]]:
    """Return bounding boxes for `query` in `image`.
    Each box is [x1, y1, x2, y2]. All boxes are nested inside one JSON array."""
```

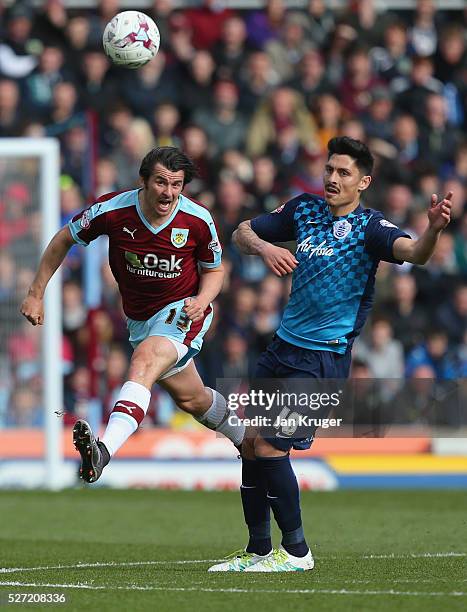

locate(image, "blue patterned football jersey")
[[250, 194, 410, 354]]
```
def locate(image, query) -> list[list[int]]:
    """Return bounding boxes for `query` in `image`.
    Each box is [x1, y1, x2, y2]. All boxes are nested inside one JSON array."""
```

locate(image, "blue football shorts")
[[126, 297, 213, 380], [250, 335, 352, 452]]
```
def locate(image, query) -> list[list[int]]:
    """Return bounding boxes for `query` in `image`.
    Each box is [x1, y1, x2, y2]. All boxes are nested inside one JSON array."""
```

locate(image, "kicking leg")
[[74, 336, 178, 483], [158, 360, 244, 448]]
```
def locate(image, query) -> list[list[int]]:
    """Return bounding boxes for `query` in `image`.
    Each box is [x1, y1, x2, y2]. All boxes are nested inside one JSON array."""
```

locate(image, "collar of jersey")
[[325, 202, 364, 222], [135, 189, 182, 236]]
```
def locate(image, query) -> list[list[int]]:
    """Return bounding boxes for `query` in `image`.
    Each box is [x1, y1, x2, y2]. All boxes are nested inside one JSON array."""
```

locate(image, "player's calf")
[[194, 388, 244, 448]]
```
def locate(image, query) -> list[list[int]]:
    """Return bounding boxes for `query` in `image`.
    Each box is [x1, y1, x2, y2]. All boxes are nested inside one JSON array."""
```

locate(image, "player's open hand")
[[20, 294, 44, 326], [261, 244, 299, 277], [428, 191, 453, 231], [183, 297, 206, 323]]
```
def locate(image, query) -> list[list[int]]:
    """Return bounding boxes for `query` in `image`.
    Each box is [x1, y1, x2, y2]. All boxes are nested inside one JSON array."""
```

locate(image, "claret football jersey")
[[69, 190, 222, 320], [251, 193, 411, 353]]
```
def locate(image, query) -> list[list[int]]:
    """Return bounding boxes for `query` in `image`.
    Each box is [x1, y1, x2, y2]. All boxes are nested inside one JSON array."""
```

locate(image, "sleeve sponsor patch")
[[80, 209, 91, 229], [272, 203, 285, 214], [379, 219, 398, 229], [208, 239, 221, 253]]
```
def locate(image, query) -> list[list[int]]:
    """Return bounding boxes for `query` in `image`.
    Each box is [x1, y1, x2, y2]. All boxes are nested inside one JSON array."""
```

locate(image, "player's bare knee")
[[254, 435, 287, 458]]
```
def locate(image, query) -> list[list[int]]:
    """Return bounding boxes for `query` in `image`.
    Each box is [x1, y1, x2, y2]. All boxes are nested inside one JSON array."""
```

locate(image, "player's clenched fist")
[[260, 243, 299, 277], [183, 297, 206, 323], [20, 294, 44, 326]]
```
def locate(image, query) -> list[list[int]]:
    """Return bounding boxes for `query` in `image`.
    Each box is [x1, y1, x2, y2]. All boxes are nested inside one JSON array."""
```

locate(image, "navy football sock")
[[256, 455, 309, 558], [240, 458, 272, 556]]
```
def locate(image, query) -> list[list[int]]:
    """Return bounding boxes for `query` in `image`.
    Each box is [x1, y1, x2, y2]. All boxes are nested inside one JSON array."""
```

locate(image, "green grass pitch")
[[1, 489, 466, 611]]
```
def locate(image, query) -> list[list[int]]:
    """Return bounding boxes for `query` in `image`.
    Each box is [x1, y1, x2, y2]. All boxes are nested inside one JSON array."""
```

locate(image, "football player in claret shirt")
[[208, 136, 453, 573], [21, 146, 244, 482]]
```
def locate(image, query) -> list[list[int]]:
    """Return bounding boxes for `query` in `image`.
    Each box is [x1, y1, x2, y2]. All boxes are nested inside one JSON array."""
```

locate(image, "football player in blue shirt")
[[209, 136, 453, 572]]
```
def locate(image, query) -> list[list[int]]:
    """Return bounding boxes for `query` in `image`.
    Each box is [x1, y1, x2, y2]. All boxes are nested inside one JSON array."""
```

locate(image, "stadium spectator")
[[435, 284, 467, 347], [245, 0, 285, 51], [393, 55, 443, 122], [408, 0, 439, 58], [265, 11, 314, 82], [94, 158, 119, 198], [246, 86, 317, 158], [287, 49, 333, 109], [152, 102, 181, 149], [406, 330, 458, 379], [434, 24, 465, 127], [215, 174, 254, 244], [24, 45, 70, 120], [0, 79, 24, 136], [383, 183, 413, 226], [323, 22, 357, 86], [361, 86, 394, 142], [354, 317, 405, 379], [179, 50, 216, 119], [181, 124, 212, 194], [184, 0, 235, 51], [391, 113, 420, 167], [78, 49, 117, 117], [0, 2, 39, 80], [238, 51, 279, 118], [120, 51, 180, 121], [311, 93, 342, 153], [110, 118, 155, 189], [338, 44, 383, 116], [419, 93, 460, 167], [149, 0, 174, 53], [213, 15, 250, 82], [192, 79, 247, 156], [303, 0, 335, 50], [382, 273, 428, 353], [249, 155, 282, 213], [370, 20, 411, 82], [346, 0, 393, 47]]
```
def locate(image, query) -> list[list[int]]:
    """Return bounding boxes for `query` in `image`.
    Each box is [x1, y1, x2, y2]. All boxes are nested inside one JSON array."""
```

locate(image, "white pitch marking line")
[[1, 553, 465, 575], [0, 560, 222, 574], [0, 581, 466, 597], [361, 553, 467, 559]]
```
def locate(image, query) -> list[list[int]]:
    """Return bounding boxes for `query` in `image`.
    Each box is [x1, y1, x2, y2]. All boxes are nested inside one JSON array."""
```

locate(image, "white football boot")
[[208, 549, 272, 572], [243, 546, 314, 572]]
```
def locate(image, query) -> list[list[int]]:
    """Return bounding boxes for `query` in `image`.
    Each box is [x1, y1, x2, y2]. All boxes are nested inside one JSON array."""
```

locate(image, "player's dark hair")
[[139, 146, 198, 186], [327, 137, 374, 176]]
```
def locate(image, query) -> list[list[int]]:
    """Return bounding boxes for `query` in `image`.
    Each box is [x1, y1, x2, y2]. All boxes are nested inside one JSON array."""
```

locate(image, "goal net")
[[0, 138, 65, 490]]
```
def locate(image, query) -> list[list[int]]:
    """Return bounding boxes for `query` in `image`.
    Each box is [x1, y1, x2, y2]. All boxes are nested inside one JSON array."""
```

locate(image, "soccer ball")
[[103, 11, 160, 69]]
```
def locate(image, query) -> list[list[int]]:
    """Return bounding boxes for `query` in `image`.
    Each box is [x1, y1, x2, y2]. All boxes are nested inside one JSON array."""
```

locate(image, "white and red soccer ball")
[[103, 11, 160, 69]]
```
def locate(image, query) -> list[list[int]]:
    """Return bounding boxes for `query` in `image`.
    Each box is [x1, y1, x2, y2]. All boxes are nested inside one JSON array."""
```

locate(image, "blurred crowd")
[[0, 0, 466, 429]]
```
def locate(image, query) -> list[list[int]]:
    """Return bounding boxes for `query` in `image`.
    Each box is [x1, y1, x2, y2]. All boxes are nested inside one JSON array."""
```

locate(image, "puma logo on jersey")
[[123, 227, 137, 239]]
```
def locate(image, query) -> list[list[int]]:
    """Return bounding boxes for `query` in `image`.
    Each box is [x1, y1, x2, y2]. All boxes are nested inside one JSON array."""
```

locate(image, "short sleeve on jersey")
[[250, 198, 299, 243], [195, 216, 222, 269], [68, 201, 108, 246], [364, 213, 411, 264]]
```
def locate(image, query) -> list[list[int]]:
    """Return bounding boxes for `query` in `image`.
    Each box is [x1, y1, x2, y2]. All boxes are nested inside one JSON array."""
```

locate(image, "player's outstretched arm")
[[233, 220, 298, 277], [393, 191, 453, 265], [20, 226, 76, 326], [183, 264, 225, 323]]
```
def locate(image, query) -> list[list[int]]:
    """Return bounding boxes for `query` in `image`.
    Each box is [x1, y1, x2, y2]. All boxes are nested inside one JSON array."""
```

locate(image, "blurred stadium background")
[[0, 0, 466, 490]]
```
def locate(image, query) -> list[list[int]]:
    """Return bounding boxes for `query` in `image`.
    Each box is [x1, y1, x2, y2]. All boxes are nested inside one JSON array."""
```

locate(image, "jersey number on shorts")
[[165, 308, 192, 332]]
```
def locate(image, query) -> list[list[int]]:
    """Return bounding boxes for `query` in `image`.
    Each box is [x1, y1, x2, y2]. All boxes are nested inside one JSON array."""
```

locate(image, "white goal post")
[[0, 138, 64, 490]]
